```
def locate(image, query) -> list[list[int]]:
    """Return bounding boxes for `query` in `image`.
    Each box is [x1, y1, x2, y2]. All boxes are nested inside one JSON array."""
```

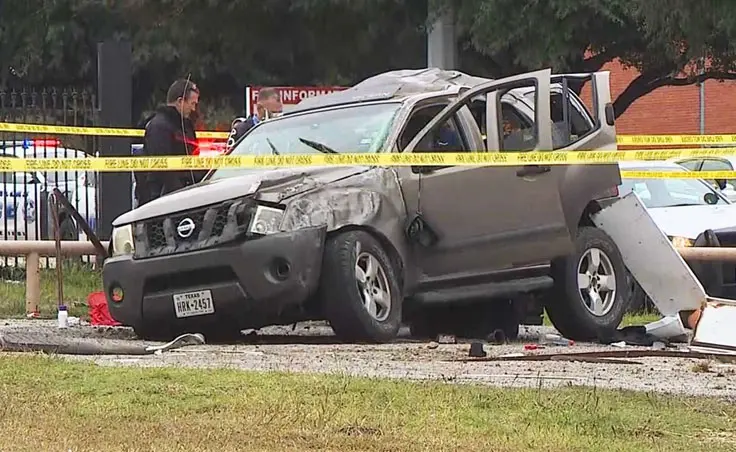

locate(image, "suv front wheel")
[[544, 226, 629, 341], [319, 229, 402, 343]]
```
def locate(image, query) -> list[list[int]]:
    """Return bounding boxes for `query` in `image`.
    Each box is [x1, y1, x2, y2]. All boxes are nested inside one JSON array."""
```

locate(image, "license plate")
[[173, 290, 215, 318]]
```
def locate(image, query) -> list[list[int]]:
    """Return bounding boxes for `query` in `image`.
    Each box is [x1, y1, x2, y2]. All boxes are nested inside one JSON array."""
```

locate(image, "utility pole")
[[427, 4, 457, 70]]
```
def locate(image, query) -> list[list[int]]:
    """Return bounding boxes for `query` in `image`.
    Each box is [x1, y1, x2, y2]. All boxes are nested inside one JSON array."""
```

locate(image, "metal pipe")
[[677, 247, 736, 262], [699, 56, 706, 134], [25, 252, 40, 315], [0, 241, 109, 256], [50, 191, 64, 308]]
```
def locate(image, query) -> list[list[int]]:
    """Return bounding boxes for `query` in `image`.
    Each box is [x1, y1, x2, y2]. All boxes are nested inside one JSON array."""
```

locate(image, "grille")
[[133, 198, 255, 258]]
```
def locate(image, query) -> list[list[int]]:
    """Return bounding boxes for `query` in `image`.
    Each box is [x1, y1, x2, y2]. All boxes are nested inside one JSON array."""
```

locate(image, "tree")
[[1, 0, 429, 125], [439, 0, 736, 117]]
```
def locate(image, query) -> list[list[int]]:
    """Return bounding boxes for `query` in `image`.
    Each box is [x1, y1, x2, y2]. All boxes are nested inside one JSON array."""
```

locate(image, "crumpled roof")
[[288, 68, 494, 114]]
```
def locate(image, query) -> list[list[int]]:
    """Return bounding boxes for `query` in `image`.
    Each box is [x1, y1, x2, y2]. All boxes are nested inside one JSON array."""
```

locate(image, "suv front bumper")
[[102, 226, 326, 331]]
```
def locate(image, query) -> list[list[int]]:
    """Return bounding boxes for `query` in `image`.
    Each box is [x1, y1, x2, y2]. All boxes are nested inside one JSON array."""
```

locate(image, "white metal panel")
[[592, 192, 706, 316]]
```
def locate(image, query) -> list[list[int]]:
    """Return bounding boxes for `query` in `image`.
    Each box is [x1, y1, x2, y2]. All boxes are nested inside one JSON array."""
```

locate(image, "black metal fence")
[[0, 86, 101, 269]]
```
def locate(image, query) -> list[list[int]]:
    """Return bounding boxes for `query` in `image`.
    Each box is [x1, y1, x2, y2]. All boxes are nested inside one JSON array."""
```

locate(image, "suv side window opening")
[[398, 103, 448, 152], [465, 96, 536, 152], [522, 89, 594, 149], [399, 103, 470, 154], [415, 114, 468, 154], [499, 102, 536, 152], [549, 92, 593, 148]]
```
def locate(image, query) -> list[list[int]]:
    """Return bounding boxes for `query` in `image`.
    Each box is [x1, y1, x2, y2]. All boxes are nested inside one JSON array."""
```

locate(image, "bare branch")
[[613, 70, 736, 118]]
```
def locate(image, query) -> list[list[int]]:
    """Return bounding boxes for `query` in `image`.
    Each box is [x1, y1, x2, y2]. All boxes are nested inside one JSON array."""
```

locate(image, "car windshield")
[[209, 102, 401, 180], [619, 168, 729, 208]]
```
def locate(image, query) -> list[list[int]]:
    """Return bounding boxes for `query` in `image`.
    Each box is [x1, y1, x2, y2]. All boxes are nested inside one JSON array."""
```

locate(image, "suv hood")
[[112, 165, 370, 226]]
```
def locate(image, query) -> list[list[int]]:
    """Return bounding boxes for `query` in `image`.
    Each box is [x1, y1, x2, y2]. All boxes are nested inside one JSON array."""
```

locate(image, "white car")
[[670, 155, 736, 202], [619, 160, 735, 244], [618, 159, 736, 308], [0, 139, 97, 241]]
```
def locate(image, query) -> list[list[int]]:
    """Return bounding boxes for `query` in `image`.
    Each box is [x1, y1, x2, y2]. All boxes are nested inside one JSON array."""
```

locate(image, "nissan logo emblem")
[[176, 218, 196, 238]]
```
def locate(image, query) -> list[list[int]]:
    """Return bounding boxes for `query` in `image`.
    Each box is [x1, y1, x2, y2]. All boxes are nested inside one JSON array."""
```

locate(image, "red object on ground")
[[87, 291, 121, 326]]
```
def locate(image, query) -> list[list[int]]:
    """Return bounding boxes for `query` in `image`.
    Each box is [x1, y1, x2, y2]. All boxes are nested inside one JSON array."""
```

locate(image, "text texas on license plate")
[[173, 290, 215, 318]]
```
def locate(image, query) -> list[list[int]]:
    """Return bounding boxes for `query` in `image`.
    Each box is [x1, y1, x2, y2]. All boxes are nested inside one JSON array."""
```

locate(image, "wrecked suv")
[[103, 68, 627, 343]]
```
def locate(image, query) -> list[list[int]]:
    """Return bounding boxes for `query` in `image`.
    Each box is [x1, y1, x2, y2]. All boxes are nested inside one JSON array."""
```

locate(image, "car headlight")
[[112, 224, 135, 256], [670, 236, 694, 248], [248, 205, 285, 235]]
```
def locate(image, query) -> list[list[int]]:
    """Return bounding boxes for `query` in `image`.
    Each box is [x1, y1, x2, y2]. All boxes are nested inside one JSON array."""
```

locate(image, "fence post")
[[97, 40, 133, 241], [26, 252, 40, 315]]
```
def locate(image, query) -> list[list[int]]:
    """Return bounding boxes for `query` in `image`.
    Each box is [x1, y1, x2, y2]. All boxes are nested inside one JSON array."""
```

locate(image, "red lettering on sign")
[[245, 85, 348, 115]]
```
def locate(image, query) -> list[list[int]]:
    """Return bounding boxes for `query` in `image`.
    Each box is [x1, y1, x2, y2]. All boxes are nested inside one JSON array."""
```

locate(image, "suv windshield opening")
[[209, 102, 402, 181], [619, 169, 729, 208]]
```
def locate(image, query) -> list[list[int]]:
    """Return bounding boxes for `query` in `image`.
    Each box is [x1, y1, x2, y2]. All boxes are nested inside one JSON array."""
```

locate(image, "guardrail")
[[0, 240, 109, 314]]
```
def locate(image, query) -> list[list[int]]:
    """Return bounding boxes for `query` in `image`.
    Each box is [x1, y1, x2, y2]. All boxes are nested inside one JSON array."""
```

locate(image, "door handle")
[[516, 165, 551, 178]]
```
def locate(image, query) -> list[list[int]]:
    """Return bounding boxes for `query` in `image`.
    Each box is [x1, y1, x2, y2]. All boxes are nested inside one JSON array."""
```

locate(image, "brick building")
[[602, 59, 736, 135]]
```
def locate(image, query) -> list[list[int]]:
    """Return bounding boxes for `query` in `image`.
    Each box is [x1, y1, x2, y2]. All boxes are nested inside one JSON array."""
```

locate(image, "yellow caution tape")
[[0, 149, 736, 172], [4, 120, 736, 146], [617, 134, 736, 146], [0, 122, 230, 139], [620, 171, 736, 179]]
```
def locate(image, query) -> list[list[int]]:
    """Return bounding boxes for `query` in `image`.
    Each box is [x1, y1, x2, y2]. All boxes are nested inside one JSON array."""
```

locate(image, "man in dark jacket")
[[136, 79, 204, 206], [226, 87, 283, 150]]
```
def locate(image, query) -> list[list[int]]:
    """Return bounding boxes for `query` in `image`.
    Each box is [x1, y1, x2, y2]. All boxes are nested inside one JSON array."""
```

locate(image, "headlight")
[[670, 236, 694, 248], [248, 205, 284, 235], [112, 224, 135, 256]]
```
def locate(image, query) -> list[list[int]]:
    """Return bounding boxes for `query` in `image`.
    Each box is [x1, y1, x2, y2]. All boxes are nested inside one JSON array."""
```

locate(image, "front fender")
[[279, 168, 413, 291], [559, 163, 622, 236]]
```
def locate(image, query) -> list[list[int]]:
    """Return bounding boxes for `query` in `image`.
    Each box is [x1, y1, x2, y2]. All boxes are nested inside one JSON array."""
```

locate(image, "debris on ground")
[[437, 334, 457, 344], [0, 329, 205, 355], [691, 300, 736, 355], [540, 333, 574, 346], [644, 315, 689, 342], [598, 325, 669, 347], [469, 341, 486, 358], [88, 291, 122, 327], [593, 193, 736, 356], [457, 349, 736, 364]]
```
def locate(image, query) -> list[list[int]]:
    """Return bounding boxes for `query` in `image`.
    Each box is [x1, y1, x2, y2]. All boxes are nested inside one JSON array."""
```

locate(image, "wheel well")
[[330, 225, 405, 291], [578, 200, 602, 228]]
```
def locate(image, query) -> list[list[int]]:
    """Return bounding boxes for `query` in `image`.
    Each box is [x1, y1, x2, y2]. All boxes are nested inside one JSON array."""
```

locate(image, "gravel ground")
[[1, 319, 735, 399]]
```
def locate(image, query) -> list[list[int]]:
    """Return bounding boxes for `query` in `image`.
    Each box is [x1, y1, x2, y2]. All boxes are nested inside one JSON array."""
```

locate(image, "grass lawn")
[[0, 354, 734, 452], [0, 262, 102, 318]]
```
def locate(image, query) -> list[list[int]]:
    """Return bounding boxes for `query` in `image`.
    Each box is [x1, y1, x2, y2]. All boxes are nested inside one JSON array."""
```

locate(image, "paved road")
[[1, 319, 735, 399]]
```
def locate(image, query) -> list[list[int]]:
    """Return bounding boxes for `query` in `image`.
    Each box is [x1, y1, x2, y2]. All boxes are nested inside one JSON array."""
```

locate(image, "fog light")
[[111, 286, 124, 303], [270, 258, 291, 282]]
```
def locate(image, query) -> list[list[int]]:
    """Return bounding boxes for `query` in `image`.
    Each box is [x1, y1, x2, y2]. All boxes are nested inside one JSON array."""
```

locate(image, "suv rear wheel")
[[544, 226, 628, 341], [319, 230, 402, 343]]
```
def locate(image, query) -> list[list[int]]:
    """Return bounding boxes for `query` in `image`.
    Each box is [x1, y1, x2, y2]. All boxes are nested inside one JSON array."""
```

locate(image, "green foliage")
[[447, 0, 736, 115], [1, 0, 428, 122], [2, 0, 736, 120]]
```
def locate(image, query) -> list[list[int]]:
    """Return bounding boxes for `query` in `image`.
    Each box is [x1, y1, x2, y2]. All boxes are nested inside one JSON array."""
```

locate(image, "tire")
[[319, 230, 402, 343], [544, 226, 629, 341]]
